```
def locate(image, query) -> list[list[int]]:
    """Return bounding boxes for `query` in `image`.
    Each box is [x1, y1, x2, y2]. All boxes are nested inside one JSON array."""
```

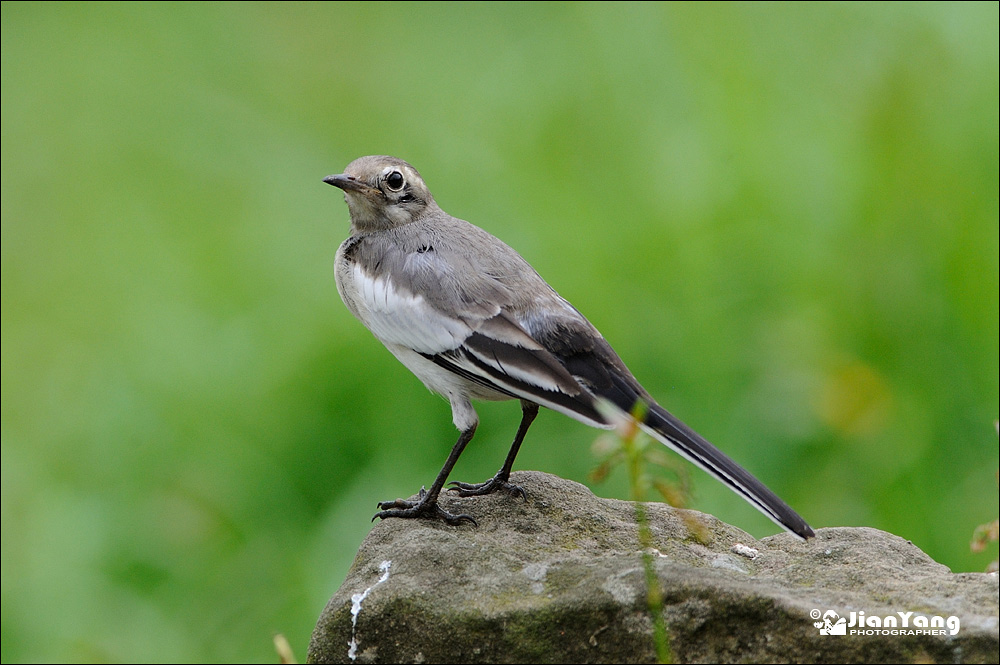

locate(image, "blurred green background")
[[2, 2, 997, 662]]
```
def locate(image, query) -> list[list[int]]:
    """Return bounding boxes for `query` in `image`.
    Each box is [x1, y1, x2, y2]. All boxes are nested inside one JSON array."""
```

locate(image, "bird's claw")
[[373, 492, 477, 526], [447, 475, 527, 500]]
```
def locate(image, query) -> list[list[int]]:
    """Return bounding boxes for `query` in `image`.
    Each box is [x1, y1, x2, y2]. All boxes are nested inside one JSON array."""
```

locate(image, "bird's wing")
[[521, 296, 652, 413], [347, 235, 609, 426]]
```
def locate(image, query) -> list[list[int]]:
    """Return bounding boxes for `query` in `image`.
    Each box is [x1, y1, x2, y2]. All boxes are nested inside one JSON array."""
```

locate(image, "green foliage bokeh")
[[2, 3, 997, 662]]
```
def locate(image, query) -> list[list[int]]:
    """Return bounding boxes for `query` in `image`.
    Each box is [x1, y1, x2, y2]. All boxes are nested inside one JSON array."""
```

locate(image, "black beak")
[[323, 173, 376, 194]]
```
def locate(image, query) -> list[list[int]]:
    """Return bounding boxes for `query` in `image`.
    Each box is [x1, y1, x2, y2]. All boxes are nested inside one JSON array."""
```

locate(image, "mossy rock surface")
[[308, 471, 999, 664]]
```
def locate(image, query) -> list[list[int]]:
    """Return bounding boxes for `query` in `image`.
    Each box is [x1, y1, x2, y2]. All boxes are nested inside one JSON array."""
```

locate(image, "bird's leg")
[[375, 424, 478, 526], [448, 401, 538, 499]]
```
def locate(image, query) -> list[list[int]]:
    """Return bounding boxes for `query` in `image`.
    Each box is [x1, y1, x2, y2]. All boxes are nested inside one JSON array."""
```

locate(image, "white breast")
[[339, 262, 471, 355]]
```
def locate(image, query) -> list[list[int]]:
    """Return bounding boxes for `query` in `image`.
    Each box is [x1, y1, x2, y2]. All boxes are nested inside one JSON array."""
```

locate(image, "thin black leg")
[[448, 401, 539, 499], [374, 424, 478, 526]]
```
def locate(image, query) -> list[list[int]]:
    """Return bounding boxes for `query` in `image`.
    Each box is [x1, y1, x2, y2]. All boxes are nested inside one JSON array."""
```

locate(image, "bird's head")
[[323, 156, 436, 232]]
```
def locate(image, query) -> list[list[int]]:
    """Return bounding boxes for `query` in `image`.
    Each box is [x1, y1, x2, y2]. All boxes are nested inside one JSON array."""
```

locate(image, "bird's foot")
[[374, 487, 477, 526], [447, 473, 527, 500]]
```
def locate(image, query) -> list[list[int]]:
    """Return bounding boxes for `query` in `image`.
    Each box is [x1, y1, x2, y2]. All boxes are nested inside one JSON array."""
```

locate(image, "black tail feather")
[[642, 402, 814, 540]]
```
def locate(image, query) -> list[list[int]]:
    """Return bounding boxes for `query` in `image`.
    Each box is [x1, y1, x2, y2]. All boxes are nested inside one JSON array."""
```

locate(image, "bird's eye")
[[386, 171, 405, 191]]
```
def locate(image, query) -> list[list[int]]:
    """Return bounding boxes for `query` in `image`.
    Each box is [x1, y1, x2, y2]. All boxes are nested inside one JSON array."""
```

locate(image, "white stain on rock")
[[348, 560, 392, 661]]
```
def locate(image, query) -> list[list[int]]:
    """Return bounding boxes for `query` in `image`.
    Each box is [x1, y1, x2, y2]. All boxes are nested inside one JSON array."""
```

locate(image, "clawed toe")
[[373, 490, 477, 526], [447, 476, 527, 500]]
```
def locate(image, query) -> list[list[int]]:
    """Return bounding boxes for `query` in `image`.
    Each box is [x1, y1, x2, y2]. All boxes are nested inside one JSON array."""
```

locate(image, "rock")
[[307, 471, 999, 664]]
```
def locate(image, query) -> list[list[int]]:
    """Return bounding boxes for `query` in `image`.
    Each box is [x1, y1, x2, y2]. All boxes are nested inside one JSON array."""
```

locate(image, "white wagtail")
[[324, 155, 815, 539]]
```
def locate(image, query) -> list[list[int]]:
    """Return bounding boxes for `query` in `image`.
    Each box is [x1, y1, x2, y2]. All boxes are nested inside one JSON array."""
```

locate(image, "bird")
[[323, 155, 815, 540]]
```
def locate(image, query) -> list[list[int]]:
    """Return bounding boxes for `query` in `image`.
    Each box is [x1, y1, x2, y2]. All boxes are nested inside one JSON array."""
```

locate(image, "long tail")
[[639, 402, 815, 540]]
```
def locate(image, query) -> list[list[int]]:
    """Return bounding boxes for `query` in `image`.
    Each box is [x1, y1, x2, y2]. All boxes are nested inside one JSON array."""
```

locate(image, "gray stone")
[[308, 471, 999, 663]]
